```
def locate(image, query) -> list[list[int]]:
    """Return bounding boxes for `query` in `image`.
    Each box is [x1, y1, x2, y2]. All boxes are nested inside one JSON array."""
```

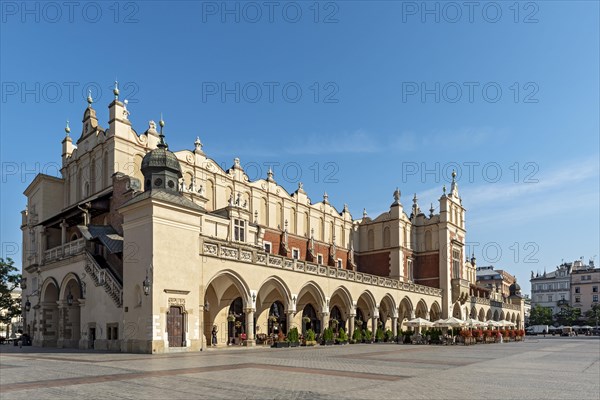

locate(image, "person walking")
[[211, 325, 218, 346]]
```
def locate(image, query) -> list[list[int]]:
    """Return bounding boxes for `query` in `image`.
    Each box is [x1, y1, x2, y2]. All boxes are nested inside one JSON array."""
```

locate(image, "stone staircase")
[[84, 251, 123, 307]]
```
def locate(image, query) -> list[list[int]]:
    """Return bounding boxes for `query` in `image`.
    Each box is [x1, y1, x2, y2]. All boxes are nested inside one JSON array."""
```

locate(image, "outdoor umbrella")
[[405, 317, 433, 327], [443, 317, 466, 327], [464, 318, 484, 328], [432, 319, 449, 328]]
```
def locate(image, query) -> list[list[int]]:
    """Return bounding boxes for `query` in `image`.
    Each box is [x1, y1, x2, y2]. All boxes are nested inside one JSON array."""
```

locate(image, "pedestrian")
[[211, 325, 218, 346]]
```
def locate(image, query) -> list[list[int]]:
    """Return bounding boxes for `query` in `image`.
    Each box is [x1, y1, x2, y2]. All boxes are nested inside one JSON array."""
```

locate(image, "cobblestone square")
[[1, 337, 598, 399]]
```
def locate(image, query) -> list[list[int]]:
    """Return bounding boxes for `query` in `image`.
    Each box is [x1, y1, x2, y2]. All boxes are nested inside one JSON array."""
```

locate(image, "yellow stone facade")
[[20, 90, 524, 353]]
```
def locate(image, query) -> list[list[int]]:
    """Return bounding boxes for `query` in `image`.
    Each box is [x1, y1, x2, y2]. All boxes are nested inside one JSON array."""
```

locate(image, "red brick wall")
[[262, 229, 350, 268], [415, 253, 440, 288], [356, 252, 390, 277]]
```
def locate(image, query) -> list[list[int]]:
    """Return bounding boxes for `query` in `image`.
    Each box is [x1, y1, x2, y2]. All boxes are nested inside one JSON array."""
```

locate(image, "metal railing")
[[84, 252, 123, 308]]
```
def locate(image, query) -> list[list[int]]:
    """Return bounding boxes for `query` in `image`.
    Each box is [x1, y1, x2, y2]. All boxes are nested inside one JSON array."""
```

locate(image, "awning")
[[78, 225, 123, 254]]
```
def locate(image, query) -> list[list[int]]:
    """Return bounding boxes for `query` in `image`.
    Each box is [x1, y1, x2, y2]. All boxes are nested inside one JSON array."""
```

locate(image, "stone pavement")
[[1, 336, 598, 399]]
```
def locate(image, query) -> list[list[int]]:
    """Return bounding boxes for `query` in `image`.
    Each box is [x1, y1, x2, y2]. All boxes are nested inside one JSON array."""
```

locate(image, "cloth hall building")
[[20, 89, 524, 353]]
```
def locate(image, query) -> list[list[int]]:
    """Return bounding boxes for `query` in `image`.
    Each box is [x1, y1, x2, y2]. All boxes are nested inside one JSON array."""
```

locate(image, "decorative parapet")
[[201, 240, 442, 297], [470, 296, 520, 310]]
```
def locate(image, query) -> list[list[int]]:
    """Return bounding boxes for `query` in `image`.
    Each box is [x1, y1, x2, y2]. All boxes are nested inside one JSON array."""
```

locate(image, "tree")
[[554, 305, 581, 326], [585, 304, 600, 327], [0, 258, 22, 337], [528, 305, 553, 326]]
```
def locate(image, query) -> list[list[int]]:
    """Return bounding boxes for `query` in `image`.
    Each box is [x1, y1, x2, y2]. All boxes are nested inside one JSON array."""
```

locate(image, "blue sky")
[[1, 1, 598, 294]]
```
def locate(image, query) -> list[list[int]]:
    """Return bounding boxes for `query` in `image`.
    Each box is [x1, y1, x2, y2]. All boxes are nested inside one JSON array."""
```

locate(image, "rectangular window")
[[561, 294, 565, 300], [575, 296, 581, 303], [337, 258, 342, 268], [292, 248, 300, 260], [593, 295, 598, 303], [575, 287, 580, 294], [452, 249, 461, 279], [234, 219, 245, 242], [548, 295, 553, 302], [593, 286, 598, 293], [264, 242, 272, 253], [408, 259, 414, 282], [560, 282, 567, 289], [317, 254, 323, 265], [107, 323, 118, 340]]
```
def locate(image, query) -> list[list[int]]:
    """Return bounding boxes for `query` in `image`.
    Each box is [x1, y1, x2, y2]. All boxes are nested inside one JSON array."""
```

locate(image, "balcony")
[[44, 238, 86, 264]]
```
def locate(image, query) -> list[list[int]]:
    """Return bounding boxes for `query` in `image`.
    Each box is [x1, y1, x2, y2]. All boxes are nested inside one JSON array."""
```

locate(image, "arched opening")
[[59, 276, 81, 348], [297, 282, 325, 334], [415, 300, 428, 319], [486, 309, 492, 321], [470, 306, 477, 319], [329, 287, 352, 334], [355, 308, 366, 331], [478, 308, 486, 321], [267, 301, 286, 336], [302, 304, 318, 335], [367, 229, 374, 250], [383, 226, 390, 248], [429, 302, 442, 322], [493, 310, 500, 321], [228, 297, 246, 345], [330, 305, 344, 333], [452, 302, 462, 319], [40, 280, 59, 347], [203, 271, 250, 347], [399, 297, 414, 332]]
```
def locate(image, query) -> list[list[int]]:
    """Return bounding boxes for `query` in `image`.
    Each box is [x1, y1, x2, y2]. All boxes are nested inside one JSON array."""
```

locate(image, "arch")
[[383, 226, 390, 248], [367, 229, 374, 250], [478, 308, 486, 321], [499, 310, 505, 321], [267, 300, 286, 335], [493, 310, 500, 321], [424, 230, 432, 251], [379, 293, 397, 318], [329, 286, 353, 312], [41, 277, 60, 303], [415, 299, 429, 319], [297, 281, 326, 310], [486, 309, 492, 321], [59, 273, 82, 301], [356, 290, 377, 314], [398, 296, 414, 320], [429, 301, 442, 321], [302, 303, 319, 334], [205, 179, 215, 211], [452, 302, 462, 319], [257, 275, 292, 307], [470, 306, 477, 319], [205, 269, 251, 305]]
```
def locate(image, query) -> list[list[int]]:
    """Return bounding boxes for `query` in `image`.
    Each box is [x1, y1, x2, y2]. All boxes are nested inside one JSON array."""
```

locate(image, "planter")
[[272, 342, 290, 348], [289, 341, 300, 347], [302, 340, 317, 346], [322, 340, 334, 346], [336, 340, 348, 345]]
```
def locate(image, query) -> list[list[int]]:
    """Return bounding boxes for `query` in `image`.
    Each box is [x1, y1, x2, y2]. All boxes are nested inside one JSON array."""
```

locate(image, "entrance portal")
[[167, 306, 184, 347]]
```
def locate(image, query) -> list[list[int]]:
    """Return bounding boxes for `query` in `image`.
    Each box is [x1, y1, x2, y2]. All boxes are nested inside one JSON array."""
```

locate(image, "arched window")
[[425, 230, 432, 251], [383, 226, 390, 248], [367, 229, 374, 250]]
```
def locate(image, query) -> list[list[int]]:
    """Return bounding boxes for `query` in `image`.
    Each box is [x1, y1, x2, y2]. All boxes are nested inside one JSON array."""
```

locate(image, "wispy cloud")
[[285, 130, 381, 155]]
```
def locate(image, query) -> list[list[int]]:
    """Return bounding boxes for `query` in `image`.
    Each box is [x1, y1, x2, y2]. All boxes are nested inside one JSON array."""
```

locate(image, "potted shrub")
[[288, 327, 300, 347], [303, 329, 317, 346], [351, 328, 362, 344], [272, 331, 289, 348], [322, 327, 334, 345], [336, 328, 348, 344], [374, 327, 384, 343], [384, 329, 394, 343], [363, 329, 373, 343]]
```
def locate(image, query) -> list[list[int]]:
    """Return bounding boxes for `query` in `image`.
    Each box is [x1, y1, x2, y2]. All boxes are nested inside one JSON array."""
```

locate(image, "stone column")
[[286, 311, 294, 333], [60, 220, 67, 245], [392, 316, 398, 338], [244, 308, 255, 346], [320, 312, 329, 334], [410, 310, 416, 319], [348, 313, 355, 339]]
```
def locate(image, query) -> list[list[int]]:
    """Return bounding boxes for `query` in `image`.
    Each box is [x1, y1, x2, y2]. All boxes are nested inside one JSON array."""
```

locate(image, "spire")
[[411, 193, 421, 216], [450, 170, 459, 197], [362, 208, 367, 219], [323, 192, 329, 204], [87, 89, 93, 108], [64, 120, 71, 137], [113, 80, 119, 101], [157, 114, 166, 149], [429, 203, 434, 218]]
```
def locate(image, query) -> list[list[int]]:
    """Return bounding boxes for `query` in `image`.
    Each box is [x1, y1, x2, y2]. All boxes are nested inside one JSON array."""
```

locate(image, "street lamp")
[[66, 289, 74, 306], [143, 275, 151, 296], [25, 297, 31, 312]]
